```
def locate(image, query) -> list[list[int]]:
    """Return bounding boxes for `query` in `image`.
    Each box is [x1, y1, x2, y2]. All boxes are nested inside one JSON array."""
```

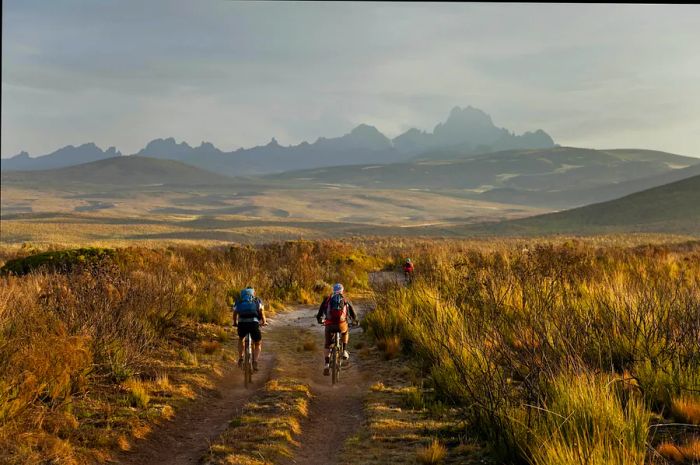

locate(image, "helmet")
[[405, 258, 411, 263], [241, 287, 255, 298], [332, 283, 344, 294]]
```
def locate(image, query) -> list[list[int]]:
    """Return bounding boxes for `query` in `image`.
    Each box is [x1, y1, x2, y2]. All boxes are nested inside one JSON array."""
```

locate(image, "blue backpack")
[[236, 293, 260, 321]]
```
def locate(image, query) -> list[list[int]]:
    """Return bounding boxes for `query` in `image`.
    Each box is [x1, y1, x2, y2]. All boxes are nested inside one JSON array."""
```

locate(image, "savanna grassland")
[[1, 236, 699, 464], [364, 239, 700, 464]]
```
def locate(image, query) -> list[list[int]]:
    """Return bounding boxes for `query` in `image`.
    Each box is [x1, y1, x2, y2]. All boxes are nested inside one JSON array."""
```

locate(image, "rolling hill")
[[476, 174, 700, 235], [265, 146, 700, 209], [0, 156, 235, 188]]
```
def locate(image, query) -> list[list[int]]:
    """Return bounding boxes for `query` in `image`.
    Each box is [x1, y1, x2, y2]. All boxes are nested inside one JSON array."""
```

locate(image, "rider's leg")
[[323, 326, 333, 375], [236, 324, 245, 361], [251, 325, 262, 370], [253, 341, 262, 362], [340, 322, 350, 359], [237, 337, 244, 360]]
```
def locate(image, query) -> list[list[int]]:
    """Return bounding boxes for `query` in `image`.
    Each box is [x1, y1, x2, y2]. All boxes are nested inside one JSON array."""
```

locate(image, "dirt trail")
[[115, 350, 274, 465], [275, 306, 370, 465], [115, 303, 372, 465]]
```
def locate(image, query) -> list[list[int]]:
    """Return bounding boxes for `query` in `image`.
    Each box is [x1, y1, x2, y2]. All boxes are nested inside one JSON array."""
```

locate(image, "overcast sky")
[[2, 2, 699, 158]]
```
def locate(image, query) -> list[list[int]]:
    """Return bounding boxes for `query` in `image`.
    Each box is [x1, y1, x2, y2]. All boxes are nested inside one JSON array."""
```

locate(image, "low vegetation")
[[2, 237, 698, 463], [365, 240, 700, 463], [203, 377, 312, 465], [0, 240, 379, 463]]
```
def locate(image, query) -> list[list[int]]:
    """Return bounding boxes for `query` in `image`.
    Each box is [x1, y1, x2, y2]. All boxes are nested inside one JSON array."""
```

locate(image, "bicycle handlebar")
[[318, 319, 360, 326]]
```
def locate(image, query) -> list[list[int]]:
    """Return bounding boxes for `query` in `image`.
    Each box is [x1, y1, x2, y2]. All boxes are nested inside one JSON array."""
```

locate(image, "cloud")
[[2, 2, 699, 157]]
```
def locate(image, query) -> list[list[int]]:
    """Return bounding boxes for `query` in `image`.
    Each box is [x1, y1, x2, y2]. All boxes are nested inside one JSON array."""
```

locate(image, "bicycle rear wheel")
[[244, 336, 252, 388], [331, 334, 341, 385]]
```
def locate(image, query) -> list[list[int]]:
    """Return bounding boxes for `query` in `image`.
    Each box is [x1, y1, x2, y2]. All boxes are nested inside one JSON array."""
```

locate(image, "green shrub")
[[0, 247, 116, 275]]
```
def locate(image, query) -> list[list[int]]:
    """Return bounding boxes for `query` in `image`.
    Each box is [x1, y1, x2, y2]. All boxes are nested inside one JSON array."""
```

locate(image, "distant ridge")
[[478, 174, 700, 235], [1, 156, 233, 187], [3, 106, 555, 175], [266, 146, 700, 209], [2, 143, 121, 171]]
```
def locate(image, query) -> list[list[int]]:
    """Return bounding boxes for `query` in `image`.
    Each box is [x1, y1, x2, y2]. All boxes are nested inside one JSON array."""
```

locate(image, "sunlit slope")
[[1, 156, 236, 187], [487, 174, 700, 235], [267, 147, 699, 209]]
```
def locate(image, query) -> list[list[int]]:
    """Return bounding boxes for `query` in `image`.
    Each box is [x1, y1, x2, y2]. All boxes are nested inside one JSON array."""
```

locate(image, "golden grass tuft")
[[671, 395, 700, 425], [178, 348, 199, 366], [154, 372, 172, 392], [161, 404, 176, 420], [202, 377, 311, 465], [416, 439, 447, 464], [657, 439, 700, 462], [123, 378, 150, 408], [117, 434, 131, 451], [202, 340, 222, 355], [376, 335, 401, 359], [370, 381, 386, 392], [657, 442, 685, 462]]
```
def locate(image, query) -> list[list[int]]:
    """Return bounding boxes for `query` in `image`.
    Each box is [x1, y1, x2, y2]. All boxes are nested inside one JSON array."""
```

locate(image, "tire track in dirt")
[[114, 351, 275, 465], [274, 305, 371, 465], [115, 301, 373, 465]]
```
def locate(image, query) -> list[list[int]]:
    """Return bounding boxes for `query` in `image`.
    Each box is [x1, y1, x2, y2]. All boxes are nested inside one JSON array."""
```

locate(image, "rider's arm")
[[316, 298, 327, 323], [258, 299, 267, 325], [347, 301, 358, 323], [232, 303, 239, 326]]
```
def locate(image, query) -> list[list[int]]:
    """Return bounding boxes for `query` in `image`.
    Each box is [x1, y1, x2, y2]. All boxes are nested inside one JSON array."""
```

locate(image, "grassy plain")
[[1, 181, 543, 246], [1, 237, 699, 464]]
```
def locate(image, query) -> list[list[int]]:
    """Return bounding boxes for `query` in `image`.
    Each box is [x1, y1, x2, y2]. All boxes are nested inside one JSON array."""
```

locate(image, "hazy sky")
[[2, 2, 699, 158]]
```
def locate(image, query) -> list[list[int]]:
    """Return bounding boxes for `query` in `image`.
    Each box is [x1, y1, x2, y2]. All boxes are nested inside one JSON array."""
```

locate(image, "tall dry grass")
[[0, 240, 380, 463], [365, 240, 700, 463]]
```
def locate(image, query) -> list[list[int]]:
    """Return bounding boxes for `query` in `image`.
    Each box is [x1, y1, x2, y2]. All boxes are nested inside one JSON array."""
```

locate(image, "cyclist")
[[316, 283, 358, 376], [232, 287, 267, 372], [402, 258, 414, 283]]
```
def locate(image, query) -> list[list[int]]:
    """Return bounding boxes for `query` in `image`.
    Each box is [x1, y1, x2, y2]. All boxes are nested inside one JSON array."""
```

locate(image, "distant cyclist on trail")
[[402, 258, 414, 283], [232, 287, 267, 372], [316, 283, 358, 376]]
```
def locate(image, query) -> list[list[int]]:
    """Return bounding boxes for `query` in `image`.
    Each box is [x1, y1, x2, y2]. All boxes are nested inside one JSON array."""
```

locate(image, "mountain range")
[[2, 144, 121, 171], [1, 106, 555, 175]]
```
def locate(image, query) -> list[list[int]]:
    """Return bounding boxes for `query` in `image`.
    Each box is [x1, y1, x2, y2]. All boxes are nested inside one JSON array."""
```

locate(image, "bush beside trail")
[[3, 237, 698, 464], [0, 240, 381, 464], [365, 241, 700, 463], [0, 247, 116, 275]]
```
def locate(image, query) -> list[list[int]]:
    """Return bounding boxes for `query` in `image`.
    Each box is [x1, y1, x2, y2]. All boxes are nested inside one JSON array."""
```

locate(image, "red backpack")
[[325, 293, 347, 324]]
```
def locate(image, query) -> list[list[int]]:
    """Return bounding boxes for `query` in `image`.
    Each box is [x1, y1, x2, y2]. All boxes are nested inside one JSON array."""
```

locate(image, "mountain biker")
[[316, 283, 358, 376], [402, 258, 414, 281], [232, 287, 267, 372]]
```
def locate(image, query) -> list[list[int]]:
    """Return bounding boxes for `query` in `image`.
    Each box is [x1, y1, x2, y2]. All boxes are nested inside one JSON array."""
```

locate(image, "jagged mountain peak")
[[3, 105, 558, 174], [350, 123, 383, 136], [10, 151, 31, 160]]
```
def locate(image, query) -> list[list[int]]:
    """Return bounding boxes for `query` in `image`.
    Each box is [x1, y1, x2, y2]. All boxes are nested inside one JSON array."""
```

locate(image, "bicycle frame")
[[329, 331, 342, 385], [243, 332, 253, 388]]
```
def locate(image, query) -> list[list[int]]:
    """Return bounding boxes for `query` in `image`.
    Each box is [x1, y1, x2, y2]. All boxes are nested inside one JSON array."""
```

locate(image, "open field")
[[0, 182, 544, 246], [1, 237, 699, 464]]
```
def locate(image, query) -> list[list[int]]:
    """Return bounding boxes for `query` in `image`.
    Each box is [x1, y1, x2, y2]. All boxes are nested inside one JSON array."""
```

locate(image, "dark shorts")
[[324, 322, 349, 349], [237, 322, 262, 342]]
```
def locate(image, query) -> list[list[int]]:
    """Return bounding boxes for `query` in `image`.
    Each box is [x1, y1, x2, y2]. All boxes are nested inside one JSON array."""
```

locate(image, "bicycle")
[[323, 321, 360, 385], [242, 332, 253, 388], [328, 330, 343, 385]]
